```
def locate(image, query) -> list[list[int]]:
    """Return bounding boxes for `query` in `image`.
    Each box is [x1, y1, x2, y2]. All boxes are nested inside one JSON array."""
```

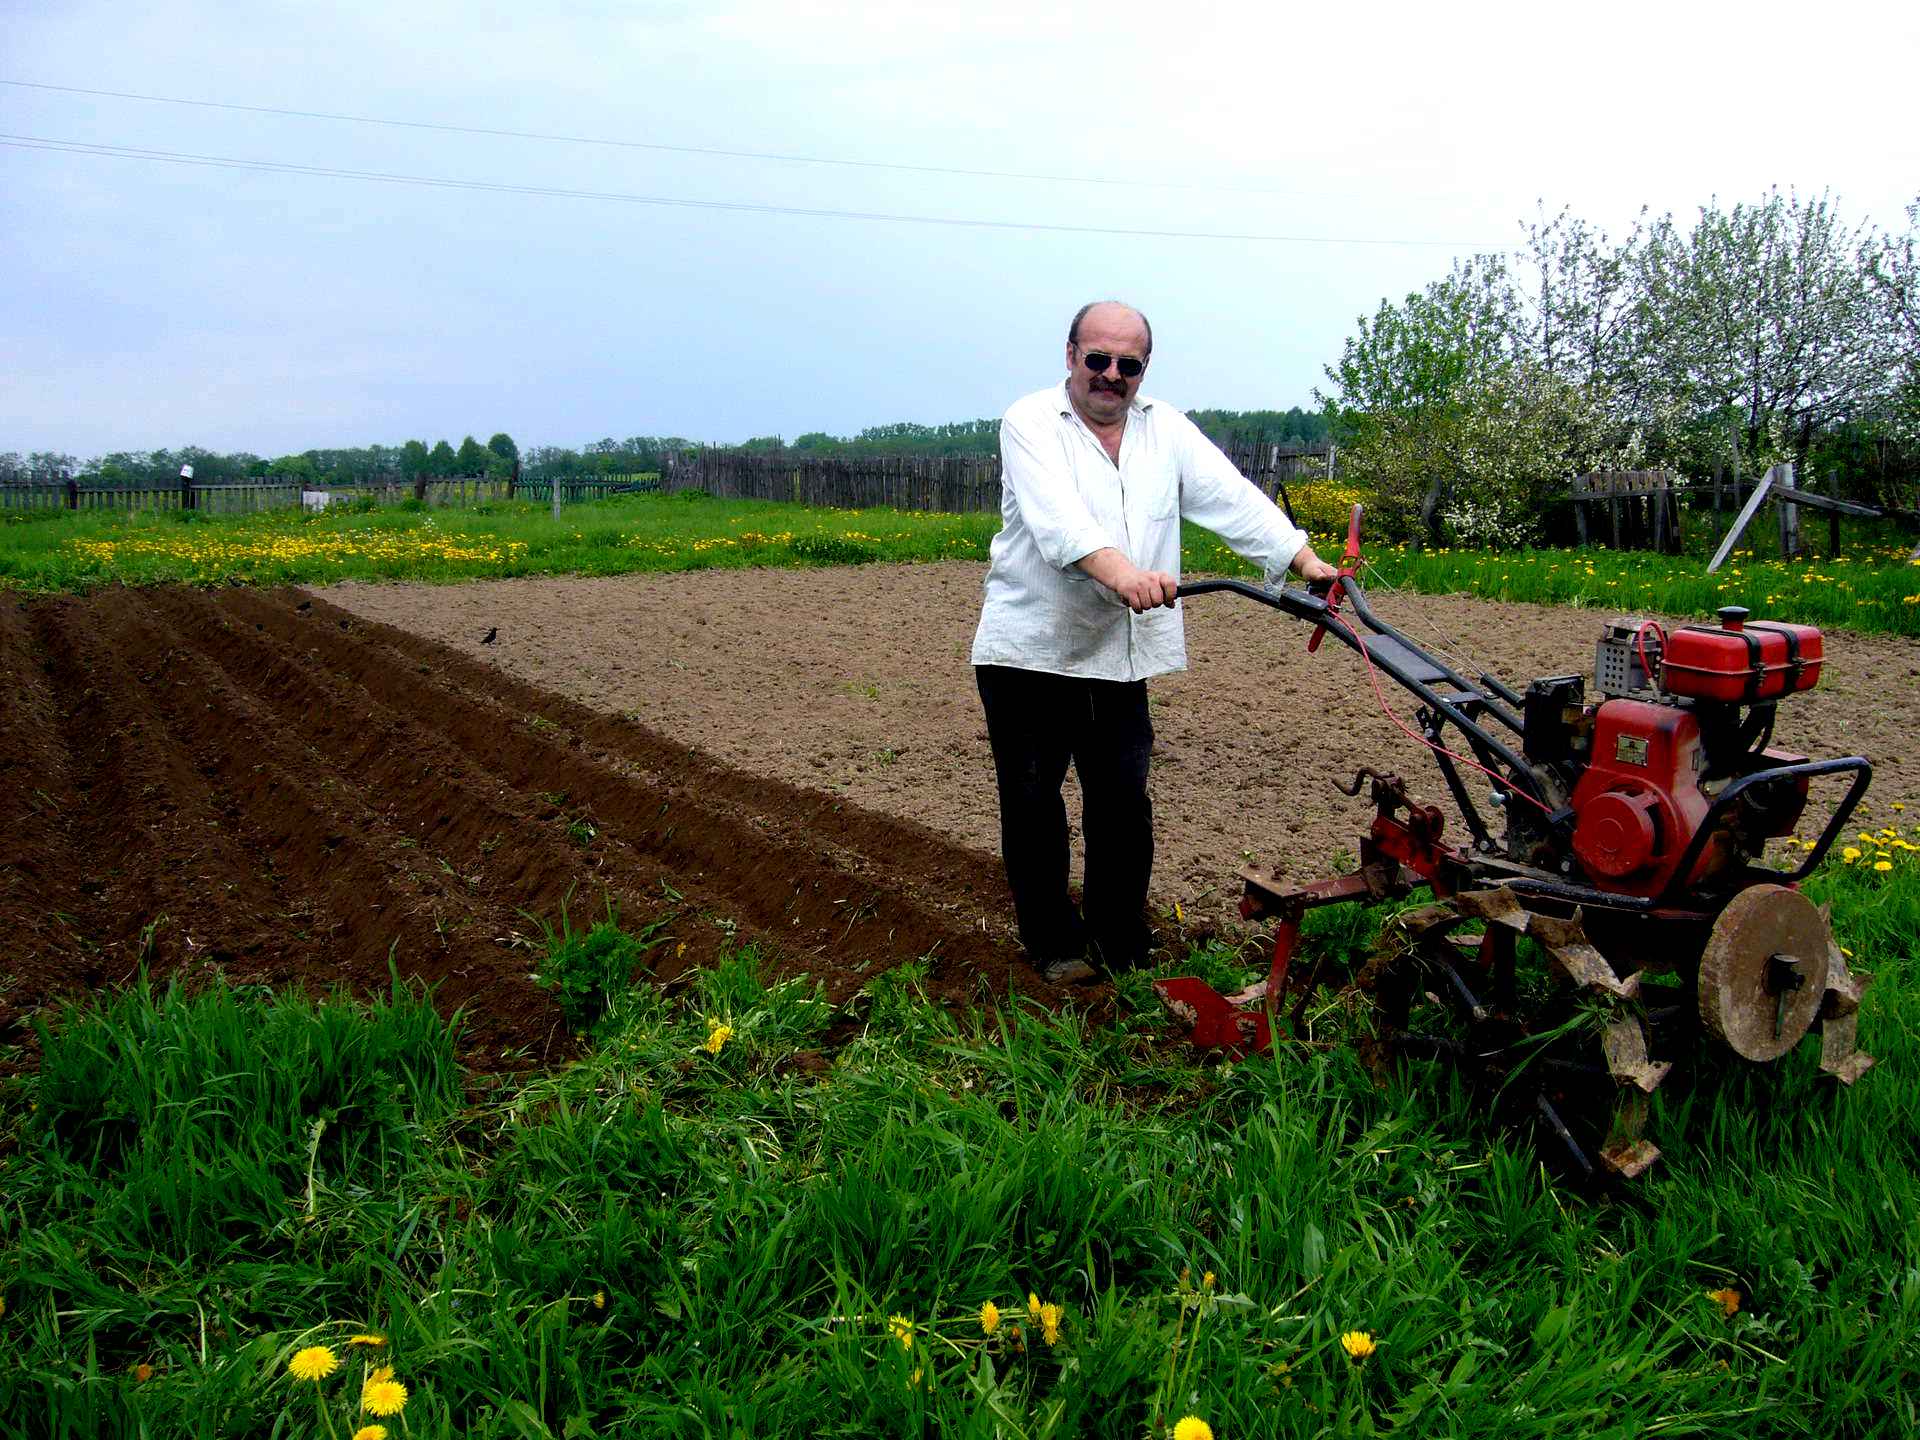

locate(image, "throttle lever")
[[1307, 502, 1364, 655]]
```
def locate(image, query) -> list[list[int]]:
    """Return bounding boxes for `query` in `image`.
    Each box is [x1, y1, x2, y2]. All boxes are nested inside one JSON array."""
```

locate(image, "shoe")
[[1042, 957, 1098, 985]]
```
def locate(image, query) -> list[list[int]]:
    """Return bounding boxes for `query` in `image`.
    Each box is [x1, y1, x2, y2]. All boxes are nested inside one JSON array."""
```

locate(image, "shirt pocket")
[[1144, 473, 1180, 522]]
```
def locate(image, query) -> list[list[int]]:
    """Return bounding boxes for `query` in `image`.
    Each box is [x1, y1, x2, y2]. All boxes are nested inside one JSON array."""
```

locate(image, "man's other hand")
[[1290, 547, 1339, 583], [1076, 547, 1179, 612]]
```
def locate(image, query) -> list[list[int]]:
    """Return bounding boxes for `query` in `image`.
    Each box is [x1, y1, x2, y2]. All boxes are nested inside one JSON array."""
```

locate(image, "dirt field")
[[6, 569, 1917, 1069]]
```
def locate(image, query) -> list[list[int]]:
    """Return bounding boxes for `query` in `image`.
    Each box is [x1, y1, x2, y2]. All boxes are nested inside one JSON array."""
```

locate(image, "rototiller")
[[1157, 507, 1874, 1179]]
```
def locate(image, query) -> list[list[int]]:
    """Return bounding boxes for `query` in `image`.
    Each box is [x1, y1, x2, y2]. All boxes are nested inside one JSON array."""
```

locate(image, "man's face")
[[1065, 304, 1150, 429]]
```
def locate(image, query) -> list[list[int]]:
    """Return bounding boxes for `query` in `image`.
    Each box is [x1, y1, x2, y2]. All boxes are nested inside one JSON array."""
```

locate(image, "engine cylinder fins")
[[1696, 884, 1832, 1061]]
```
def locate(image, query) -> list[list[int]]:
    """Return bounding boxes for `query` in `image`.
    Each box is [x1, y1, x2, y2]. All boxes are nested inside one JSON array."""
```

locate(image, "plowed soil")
[[0, 586, 1044, 1070], [6, 570, 1917, 1072]]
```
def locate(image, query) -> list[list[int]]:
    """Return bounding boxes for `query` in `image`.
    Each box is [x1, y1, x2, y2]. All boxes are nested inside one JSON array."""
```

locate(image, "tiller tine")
[[1153, 976, 1272, 1054]]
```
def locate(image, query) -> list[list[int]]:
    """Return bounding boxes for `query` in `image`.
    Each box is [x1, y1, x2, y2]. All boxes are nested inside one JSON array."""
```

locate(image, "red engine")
[[1564, 607, 1816, 897]]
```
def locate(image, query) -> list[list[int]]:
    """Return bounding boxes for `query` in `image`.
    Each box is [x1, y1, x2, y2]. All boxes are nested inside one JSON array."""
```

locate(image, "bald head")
[[1064, 301, 1152, 431], [1068, 301, 1152, 356]]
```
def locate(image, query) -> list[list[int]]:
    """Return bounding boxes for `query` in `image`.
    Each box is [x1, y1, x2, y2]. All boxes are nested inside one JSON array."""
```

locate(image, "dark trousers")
[[975, 664, 1155, 969]]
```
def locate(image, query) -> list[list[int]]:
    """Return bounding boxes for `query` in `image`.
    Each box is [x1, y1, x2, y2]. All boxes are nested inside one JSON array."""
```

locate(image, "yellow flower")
[[703, 1021, 733, 1055], [133, 1362, 155, 1382], [288, 1346, 339, 1382], [1841, 847, 1861, 863], [1173, 1418, 1215, 1440], [1201, 1270, 1217, 1291], [1707, 1287, 1741, 1318], [979, 1301, 1001, 1335], [347, 1333, 386, 1347], [1340, 1330, 1376, 1360], [367, 1364, 395, 1383], [352, 1428, 389, 1440], [592, 1291, 606, 1310], [1039, 1302, 1063, 1347], [888, 1314, 915, 1351], [1173, 900, 1184, 923], [1027, 1292, 1042, 1321], [361, 1377, 408, 1416], [1874, 860, 1893, 872], [908, 1365, 924, 1390]]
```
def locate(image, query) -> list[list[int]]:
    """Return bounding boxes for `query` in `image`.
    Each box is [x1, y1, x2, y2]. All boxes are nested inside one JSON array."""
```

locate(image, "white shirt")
[[970, 381, 1309, 681]]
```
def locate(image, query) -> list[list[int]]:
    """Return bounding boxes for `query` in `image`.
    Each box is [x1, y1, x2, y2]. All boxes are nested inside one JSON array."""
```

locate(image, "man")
[[971, 301, 1337, 983]]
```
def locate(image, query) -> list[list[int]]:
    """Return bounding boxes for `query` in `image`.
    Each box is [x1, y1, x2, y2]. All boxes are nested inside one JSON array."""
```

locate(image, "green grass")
[[0, 491, 1001, 591], [4, 853, 1917, 1437], [1188, 525, 1920, 637], [7, 489, 1917, 634]]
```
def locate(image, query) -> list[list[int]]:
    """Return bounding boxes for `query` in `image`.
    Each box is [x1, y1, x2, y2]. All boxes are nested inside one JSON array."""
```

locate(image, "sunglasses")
[[1079, 349, 1145, 379]]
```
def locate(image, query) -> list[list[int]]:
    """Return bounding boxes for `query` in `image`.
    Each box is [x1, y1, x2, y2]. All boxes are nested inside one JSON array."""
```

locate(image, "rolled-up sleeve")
[[1000, 397, 1113, 570], [1175, 421, 1308, 580]]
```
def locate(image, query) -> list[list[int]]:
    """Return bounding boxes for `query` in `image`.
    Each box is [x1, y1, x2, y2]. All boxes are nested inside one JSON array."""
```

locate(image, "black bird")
[[481, 627, 497, 644]]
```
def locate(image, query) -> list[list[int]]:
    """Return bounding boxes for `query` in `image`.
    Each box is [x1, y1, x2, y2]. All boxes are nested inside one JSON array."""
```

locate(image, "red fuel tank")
[[1570, 699, 1725, 895], [1661, 614, 1822, 703]]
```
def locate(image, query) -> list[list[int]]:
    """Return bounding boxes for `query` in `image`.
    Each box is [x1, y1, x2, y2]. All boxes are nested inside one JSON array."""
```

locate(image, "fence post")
[[179, 464, 195, 511], [551, 474, 562, 523], [1776, 463, 1800, 560], [65, 478, 78, 510]]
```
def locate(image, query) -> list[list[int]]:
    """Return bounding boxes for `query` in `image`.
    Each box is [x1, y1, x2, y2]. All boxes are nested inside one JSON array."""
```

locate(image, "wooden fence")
[[0, 473, 654, 516], [661, 443, 1332, 514], [1569, 470, 1683, 553]]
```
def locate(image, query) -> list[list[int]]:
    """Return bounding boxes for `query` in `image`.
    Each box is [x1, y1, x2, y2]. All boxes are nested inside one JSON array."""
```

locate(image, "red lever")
[[1308, 503, 1364, 654]]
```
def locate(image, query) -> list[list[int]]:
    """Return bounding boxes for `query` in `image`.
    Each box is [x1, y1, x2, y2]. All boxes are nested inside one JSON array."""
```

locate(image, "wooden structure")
[[0, 473, 645, 516], [662, 442, 1333, 516], [1704, 463, 1901, 571], [1570, 470, 1683, 553]]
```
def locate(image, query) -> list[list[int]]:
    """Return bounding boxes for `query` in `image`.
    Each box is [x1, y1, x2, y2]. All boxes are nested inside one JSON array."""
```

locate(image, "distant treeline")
[[0, 435, 523, 488], [3, 408, 1329, 489]]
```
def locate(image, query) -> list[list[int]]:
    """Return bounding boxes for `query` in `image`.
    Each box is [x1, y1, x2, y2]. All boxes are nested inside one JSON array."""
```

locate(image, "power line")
[[0, 132, 1504, 249], [1, 76, 1316, 198]]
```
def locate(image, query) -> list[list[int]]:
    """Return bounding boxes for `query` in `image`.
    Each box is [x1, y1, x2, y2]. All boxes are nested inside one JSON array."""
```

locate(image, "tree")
[[427, 440, 458, 478], [1317, 256, 1518, 542], [1633, 189, 1899, 475], [1872, 195, 1920, 445], [486, 432, 520, 480], [269, 453, 318, 485], [1517, 205, 1645, 398], [399, 440, 430, 482], [455, 435, 490, 475]]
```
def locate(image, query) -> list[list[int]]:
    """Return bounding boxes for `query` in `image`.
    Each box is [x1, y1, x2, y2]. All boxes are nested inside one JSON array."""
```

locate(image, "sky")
[[4, 0, 1917, 460]]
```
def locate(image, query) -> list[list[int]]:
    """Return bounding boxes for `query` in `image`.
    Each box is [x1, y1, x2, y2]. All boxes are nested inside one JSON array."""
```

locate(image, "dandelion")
[[1039, 1302, 1064, 1346], [288, 1346, 340, 1382], [1173, 1418, 1215, 1440], [367, 1364, 394, 1384], [1201, 1271, 1217, 1291], [1842, 846, 1861, 863], [361, 1377, 408, 1416], [703, 1020, 733, 1055], [133, 1362, 154, 1382], [1028, 1292, 1042, 1321], [1875, 860, 1893, 872], [352, 1428, 389, 1440], [592, 1289, 607, 1310], [979, 1301, 1001, 1335], [1339, 1330, 1376, 1361], [347, 1334, 386, 1348], [889, 1314, 916, 1351], [1707, 1287, 1742, 1317]]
